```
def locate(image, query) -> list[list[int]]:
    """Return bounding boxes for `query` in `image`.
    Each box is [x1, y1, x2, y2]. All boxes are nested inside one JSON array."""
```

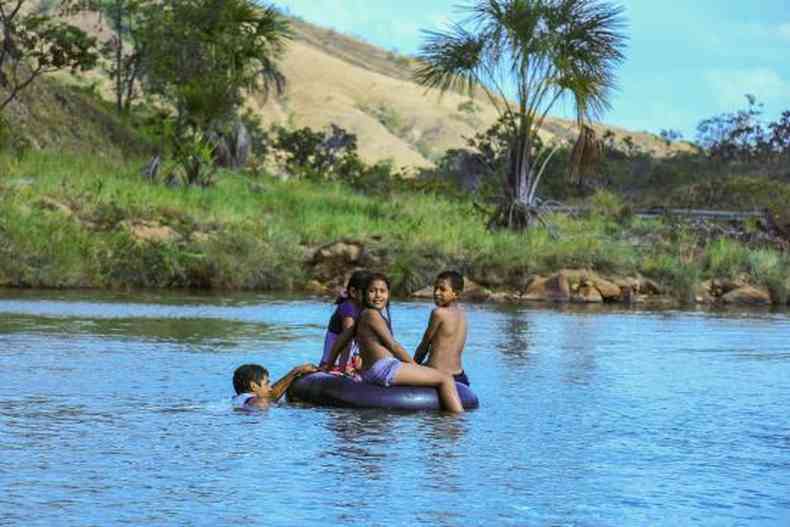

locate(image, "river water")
[[0, 290, 788, 526]]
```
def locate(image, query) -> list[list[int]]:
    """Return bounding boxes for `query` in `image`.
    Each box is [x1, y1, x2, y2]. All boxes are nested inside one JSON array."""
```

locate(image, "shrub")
[[703, 239, 751, 279]]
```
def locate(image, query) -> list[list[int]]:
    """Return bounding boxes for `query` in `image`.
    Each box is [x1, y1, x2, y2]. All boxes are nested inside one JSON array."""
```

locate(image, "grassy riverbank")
[[1, 150, 789, 304]]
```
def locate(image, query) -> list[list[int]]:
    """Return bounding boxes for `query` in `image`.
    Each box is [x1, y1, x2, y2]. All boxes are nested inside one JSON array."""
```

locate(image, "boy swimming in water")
[[352, 272, 464, 413], [232, 363, 318, 408], [414, 270, 470, 386]]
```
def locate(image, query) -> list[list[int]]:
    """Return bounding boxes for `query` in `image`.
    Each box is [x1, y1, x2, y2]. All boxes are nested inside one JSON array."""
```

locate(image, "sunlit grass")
[[1, 150, 787, 302]]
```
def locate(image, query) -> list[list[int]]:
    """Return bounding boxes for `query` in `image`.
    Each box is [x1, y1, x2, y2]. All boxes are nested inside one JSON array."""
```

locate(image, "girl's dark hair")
[[233, 364, 269, 394], [362, 272, 393, 333], [334, 270, 373, 305]]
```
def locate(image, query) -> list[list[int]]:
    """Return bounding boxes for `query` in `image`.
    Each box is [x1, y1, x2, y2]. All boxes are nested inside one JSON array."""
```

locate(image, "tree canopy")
[[0, 0, 98, 111], [139, 0, 291, 130]]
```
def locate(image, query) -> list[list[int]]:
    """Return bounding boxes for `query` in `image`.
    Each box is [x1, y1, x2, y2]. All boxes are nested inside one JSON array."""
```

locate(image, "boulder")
[[311, 240, 366, 265], [462, 279, 492, 302], [593, 277, 622, 301], [523, 273, 571, 302], [720, 286, 771, 305], [614, 277, 641, 295], [411, 286, 434, 299], [572, 283, 604, 303], [121, 220, 180, 243], [469, 265, 507, 287], [558, 269, 590, 287], [489, 292, 516, 304], [304, 280, 328, 295], [411, 278, 491, 302], [638, 276, 662, 295], [695, 284, 716, 304], [714, 277, 747, 296], [35, 197, 73, 217]]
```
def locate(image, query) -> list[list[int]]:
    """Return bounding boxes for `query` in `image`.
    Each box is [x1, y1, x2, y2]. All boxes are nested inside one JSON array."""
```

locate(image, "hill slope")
[[246, 18, 691, 169], [4, 11, 690, 167]]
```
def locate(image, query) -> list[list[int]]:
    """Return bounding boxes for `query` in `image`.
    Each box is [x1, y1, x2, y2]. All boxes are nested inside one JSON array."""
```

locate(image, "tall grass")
[[1, 150, 787, 302]]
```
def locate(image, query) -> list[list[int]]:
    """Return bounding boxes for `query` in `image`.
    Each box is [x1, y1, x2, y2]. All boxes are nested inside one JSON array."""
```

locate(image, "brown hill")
[[245, 18, 693, 170], [7, 11, 692, 166]]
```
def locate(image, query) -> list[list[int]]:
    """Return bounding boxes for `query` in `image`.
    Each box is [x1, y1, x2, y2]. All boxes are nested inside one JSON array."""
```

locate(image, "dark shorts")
[[453, 370, 470, 386]]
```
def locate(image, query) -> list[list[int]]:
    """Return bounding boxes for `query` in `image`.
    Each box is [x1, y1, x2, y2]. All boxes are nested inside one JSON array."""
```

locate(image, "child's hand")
[[295, 363, 318, 375], [350, 356, 363, 370]]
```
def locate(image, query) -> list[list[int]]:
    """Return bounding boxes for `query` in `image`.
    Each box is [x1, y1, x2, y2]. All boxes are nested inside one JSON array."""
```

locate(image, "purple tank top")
[[320, 300, 361, 367]]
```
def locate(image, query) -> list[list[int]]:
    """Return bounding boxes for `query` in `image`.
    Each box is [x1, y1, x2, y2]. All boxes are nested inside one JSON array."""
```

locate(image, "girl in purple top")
[[319, 270, 371, 372]]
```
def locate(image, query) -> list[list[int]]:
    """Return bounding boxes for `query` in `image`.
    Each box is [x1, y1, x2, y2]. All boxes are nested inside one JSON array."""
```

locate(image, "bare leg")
[[392, 363, 464, 413]]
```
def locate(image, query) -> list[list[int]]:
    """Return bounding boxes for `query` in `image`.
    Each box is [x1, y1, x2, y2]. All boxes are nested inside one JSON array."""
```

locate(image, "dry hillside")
[[12, 10, 691, 167], [246, 18, 693, 170]]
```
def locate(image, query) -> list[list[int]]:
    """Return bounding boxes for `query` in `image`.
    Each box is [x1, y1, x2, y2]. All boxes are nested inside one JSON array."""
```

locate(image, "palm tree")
[[415, 0, 627, 229]]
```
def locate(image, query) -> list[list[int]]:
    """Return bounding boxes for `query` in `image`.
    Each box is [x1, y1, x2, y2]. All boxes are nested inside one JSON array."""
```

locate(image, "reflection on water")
[[0, 291, 789, 526]]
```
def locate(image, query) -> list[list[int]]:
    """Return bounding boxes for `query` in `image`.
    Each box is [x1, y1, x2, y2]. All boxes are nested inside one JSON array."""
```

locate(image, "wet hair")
[[233, 364, 269, 394], [334, 270, 372, 305], [436, 270, 464, 293]]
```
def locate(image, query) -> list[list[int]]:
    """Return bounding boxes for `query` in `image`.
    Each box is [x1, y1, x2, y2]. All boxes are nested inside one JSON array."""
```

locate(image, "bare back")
[[422, 305, 467, 375]]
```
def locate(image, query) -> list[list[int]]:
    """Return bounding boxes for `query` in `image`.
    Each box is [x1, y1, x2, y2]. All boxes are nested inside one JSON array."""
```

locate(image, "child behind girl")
[[319, 270, 371, 372], [352, 272, 464, 413]]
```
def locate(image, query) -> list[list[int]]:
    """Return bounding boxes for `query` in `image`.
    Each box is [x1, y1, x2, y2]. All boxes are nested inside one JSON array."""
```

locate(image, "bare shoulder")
[[436, 305, 464, 320], [359, 309, 382, 323], [432, 306, 450, 319]]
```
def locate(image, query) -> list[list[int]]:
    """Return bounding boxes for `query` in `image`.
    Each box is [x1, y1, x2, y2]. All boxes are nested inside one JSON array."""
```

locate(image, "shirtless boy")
[[414, 270, 470, 386]]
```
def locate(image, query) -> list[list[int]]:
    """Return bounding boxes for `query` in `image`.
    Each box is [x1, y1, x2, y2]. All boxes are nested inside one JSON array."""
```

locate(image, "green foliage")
[[590, 189, 625, 218], [139, 0, 291, 129], [269, 124, 361, 179], [0, 0, 99, 112], [696, 95, 790, 163], [703, 239, 751, 279], [95, 0, 150, 113], [415, 0, 627, 216], [172, 130, 217, 187], [2, 149, 788, 305], [747, 250, 789, 304]]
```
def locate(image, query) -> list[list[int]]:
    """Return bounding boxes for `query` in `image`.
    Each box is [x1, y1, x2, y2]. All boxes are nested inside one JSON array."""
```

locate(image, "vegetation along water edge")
[[1, 149, 788, 308], [1, 0, 789, 308]]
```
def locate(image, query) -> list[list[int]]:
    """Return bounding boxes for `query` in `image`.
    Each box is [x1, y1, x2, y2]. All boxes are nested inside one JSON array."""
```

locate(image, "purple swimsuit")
[[320, 300, 361, 368], [360, 357, 402, 387]]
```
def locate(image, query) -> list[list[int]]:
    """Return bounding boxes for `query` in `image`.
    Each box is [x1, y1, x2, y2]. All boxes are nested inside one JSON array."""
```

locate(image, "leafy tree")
[[270, 124, 362, 179], [95, 0, 149, 113], [660, 128, 683, 145], [415, 0, 627, 228], [139, 0, 291, 133], [696, 95, 767, 163], [0, 0, 98, 112], [696, 95, 790, 165]]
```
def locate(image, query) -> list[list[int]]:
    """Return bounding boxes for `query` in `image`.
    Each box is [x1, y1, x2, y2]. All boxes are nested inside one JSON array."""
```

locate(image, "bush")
[[590, 189, 624, 218], [703, 239, 751, 279]]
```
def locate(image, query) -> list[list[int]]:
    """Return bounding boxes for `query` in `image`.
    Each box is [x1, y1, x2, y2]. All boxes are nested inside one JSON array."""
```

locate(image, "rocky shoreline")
[[306, 241, 782, 308]]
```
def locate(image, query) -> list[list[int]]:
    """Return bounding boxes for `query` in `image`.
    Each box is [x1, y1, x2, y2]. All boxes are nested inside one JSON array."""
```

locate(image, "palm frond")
[[414, 24, 484, 95]]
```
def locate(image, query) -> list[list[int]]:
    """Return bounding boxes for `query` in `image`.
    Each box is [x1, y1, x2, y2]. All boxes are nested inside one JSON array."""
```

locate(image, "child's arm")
[[367, 310, 414, 364], [322, 317, 356, 370], [269, 363, 318, 401], [414, 308, 442, 364]]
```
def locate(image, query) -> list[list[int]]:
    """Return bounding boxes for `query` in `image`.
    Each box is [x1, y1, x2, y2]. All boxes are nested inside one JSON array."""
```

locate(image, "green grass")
[[1, 150, 788, 303]]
